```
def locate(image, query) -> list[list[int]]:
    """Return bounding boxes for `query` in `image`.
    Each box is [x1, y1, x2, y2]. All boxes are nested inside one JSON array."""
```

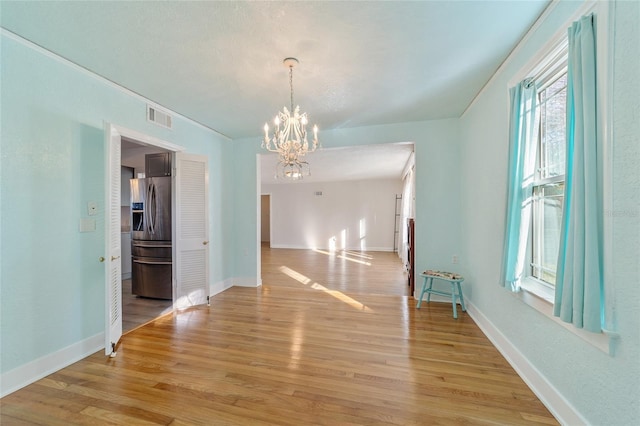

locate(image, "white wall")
[[263, 179, 402, 251]]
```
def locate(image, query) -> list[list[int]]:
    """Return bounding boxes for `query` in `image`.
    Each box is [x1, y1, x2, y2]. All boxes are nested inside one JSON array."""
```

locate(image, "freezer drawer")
[[132, 240, 172, 258], [132, 257, 172, 299]]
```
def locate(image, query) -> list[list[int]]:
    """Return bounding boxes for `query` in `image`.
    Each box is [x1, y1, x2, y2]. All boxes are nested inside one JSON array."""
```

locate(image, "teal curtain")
[[502, 80, 537, 291], [554, 14, 603, 333]]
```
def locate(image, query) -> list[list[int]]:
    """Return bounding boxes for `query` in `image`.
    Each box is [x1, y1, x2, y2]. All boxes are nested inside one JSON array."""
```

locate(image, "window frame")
[[528, 60, 568, 290], [516, 42, 569, 303]]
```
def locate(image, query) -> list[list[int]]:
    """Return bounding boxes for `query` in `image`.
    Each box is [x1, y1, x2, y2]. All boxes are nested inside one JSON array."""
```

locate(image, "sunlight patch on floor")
[[277, 263, 374, 312], [337, 254, 371, 266], [313, 249, 333, 256], [288, 316, 305, 370], [312, 249, 372, 266], [278, 265, 312, 285], [311, 282, 374, 313], [342, 250, 374, 260]]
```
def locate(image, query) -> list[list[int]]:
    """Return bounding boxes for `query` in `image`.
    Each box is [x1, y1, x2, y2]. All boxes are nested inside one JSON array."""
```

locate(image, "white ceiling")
[[1, 0, 549, 183], [260, 142, 415, 185]]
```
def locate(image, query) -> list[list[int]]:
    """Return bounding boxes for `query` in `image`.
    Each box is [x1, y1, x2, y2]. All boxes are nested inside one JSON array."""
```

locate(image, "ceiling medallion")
[[262, 57, 319, 180]]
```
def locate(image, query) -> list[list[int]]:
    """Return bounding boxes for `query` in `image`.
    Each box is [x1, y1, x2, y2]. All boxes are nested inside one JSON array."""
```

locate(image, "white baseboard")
[[268, 244, 310, 250], [1, 332, 104, 398], [267, 244, 394, 252], [465, 301, 587, 426], [210, 278, 233, 296], [233, 276, 261, 287]]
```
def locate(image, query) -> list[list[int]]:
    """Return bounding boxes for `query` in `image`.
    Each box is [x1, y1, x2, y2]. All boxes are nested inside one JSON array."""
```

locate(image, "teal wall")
[[458, 1, 640, 424], [0, 33, 234, 373], [232, 119, 462, 286]]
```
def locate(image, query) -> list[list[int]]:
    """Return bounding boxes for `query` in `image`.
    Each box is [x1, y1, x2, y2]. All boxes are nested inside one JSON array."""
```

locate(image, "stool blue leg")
[[426, 277, 434, 303], [457, 281, 466, 312], [417, 276, 428, 308], [450, 282, 458, 319]]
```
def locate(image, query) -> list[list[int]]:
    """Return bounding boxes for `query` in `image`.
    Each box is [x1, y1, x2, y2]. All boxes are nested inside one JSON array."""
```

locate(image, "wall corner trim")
[[0, 332, 104, 398], [466, 302, 588, 426]]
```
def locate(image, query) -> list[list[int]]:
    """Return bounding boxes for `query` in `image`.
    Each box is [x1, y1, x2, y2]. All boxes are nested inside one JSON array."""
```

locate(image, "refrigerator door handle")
[[132, 242, 172, 248], [151, 182, 157, 234], [148, 182, 156, 235], [133, 259, 172, 266], [144, 181, 151, 235]]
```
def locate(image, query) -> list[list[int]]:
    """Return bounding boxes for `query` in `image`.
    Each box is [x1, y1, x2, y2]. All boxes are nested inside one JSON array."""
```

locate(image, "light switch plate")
[[80, 218, 96, 232]]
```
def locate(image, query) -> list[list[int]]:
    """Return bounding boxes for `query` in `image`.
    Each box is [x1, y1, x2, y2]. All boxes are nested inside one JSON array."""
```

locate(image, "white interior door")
[[104, 123, 122, 355], [174, 152, 210, 309]]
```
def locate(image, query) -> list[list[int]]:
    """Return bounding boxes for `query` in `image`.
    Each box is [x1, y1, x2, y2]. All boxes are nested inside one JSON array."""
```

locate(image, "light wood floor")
[[261, 245, 410, 296], [0, 247, 557, 425]]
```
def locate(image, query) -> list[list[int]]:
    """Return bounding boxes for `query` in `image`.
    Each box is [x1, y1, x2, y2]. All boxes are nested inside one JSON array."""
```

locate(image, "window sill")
[[515, 278, 616, 355], [520, 277, 555, 303]]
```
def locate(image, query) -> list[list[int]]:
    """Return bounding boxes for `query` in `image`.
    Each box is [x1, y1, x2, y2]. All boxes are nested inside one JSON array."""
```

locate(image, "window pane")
[[539, 73, 567, 179], [533, 182, 564, 285]]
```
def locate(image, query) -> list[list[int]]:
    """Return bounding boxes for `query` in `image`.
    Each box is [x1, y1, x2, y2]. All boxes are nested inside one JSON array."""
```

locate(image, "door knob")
[[203, 241, 209, 245], [99, 256, 105, 262], [111, 255, 121, 261]]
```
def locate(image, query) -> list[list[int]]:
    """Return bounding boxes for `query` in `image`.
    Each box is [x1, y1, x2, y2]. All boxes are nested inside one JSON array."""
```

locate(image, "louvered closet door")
[[174, 153, 209, 309], [105, 123, 122, 355]]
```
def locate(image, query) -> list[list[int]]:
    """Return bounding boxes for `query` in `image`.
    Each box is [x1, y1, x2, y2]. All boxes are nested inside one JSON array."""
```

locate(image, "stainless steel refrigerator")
[[130, 177, 172, 299]]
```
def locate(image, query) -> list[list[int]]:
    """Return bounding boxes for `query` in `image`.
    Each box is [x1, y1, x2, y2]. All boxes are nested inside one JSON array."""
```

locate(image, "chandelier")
[[262, 57, 319, 180]]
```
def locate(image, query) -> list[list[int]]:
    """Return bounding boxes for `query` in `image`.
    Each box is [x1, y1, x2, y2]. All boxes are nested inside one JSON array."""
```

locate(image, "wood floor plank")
[[0, 247, 558, 425], [23, 381, 175, 425]]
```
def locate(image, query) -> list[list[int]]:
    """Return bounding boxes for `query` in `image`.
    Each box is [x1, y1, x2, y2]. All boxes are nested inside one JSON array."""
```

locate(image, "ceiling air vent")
[[147, 105, 172, 129]]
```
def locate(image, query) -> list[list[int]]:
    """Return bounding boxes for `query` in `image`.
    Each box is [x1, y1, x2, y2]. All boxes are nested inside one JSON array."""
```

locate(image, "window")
[[530, 62, 567, 288], [504, 1, 614, 352]]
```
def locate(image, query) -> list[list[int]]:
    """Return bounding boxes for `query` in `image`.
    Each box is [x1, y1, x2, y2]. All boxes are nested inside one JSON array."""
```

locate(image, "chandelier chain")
[[289, 66, 294, 112]]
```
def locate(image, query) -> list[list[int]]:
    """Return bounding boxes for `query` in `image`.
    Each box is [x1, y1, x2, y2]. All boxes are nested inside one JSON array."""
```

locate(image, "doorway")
[[260, 194, 271, 245], [120, 140, 173, 332], [257, 142, 416, 297], [105, 124, 211, 355]]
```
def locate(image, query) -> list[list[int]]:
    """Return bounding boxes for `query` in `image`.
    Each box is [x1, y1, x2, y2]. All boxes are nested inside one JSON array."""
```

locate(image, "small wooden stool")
[[416, 270, 466, 319]]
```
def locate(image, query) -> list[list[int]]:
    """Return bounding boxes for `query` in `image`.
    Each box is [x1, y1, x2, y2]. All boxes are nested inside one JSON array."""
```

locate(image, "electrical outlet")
[[87, 201, 98, 216], [452, 255, 459, 264]]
